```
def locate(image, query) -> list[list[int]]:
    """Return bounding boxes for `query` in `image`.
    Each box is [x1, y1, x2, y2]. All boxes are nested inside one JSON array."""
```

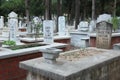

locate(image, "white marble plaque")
[[58, 16, 66, 36], [43, 20, 54, 43]]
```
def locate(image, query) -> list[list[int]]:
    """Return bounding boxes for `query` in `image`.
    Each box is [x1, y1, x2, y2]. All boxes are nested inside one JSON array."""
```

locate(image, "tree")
[[75, 0, 80, 29], [113, 0, 117, 16], [25, 0, 29, 23], [44, 0, 52, 20], [29, 0, 44, 16], [57, 0, 62, 16], [92, 0, 95, 20], [0, 0, 25, 16]]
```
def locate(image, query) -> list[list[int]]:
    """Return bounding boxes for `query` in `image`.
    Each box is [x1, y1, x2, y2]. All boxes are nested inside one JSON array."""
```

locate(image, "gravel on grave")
[[58, 48, 105, 61]]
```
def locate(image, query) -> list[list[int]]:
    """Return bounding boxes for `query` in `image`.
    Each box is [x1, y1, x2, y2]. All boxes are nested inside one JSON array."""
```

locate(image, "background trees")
[[0, 0, 120, 25]]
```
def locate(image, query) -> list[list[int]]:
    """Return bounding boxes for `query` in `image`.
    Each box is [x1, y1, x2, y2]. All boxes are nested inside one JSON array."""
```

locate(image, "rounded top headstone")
[[8, 11, 18, 18], [79, 21, 89, 28], [97, 14, 112, 23]]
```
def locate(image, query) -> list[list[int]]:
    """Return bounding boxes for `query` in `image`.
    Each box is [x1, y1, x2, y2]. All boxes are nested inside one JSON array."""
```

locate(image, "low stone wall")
[[90, 36, 120, 49], [20, 48, 120, 80], [0, 43, 69, 80], [0, 52, 42, 80]]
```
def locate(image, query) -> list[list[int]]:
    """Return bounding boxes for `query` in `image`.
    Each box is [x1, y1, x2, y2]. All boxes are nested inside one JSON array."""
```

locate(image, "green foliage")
[[0, 0, 25, 16], [29, 0, 44, 16], [111, 17, 120, 31], [3, 40, 16, 46]]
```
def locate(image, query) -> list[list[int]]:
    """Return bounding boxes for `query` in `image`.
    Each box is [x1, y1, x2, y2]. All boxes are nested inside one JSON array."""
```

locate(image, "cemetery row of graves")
[[0, 12, 120, 80]]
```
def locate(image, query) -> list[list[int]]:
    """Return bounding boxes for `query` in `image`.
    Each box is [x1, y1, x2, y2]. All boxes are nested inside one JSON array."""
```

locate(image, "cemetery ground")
[[1, 13, 120, 80]]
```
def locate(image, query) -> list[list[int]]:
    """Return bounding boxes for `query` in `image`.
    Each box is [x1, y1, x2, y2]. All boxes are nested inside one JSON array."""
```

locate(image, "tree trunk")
[[92, 0, 95, 20], [101, 0, 105, 13], [57, 0, 62, 16], [44, 0, 51, 20], [113, 0, 116, 17], [25, 0, 30, 24], [75, 0, 80, 29], [68, 0, 75, 25], [56, 0, 62, 32]]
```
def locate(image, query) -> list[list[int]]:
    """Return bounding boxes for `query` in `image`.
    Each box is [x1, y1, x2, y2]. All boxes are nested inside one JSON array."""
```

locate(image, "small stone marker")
[[58, 16, 66, 36], [8, 12, 18, 41], [39, 48, 62, 64], [96, 21, 112, 49], [43, 20, 54, 43]]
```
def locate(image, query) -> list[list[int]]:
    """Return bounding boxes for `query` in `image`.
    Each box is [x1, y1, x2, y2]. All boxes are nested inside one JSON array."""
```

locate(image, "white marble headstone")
[[43, 20, 54, 43], [58, 16, 66, 36], [33, 17, 41, 24], [19, 21, 22, 28], [78, 21, 89, 31], [97, 14, 112, 23], [89, 20, 96, 32], [8, 12, 18, 41], [0, 16, 4, 28]]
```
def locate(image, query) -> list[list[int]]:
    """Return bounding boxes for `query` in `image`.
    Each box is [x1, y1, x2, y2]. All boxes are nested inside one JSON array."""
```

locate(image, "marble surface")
[[20, 36, 71, 42], [0, 42, 67, 59], [89, 32, 120, 37], [20, 48, 119, 80]]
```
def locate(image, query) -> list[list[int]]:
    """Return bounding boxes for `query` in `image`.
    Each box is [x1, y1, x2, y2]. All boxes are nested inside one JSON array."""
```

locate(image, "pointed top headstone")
[[8, 11, 18, 18]]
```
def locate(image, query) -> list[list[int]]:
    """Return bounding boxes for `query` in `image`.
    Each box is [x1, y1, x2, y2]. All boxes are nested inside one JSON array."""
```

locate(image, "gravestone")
[[43, 20, 54, 43], [33, 17, 39, 24], [89, 20, 96, 32], [97, 14, 112, 23], [58, 16, 66, 36], [78, 21, 89, 32], [19, 21, 22, 28], [8, 12, 18, 41], [96, 21, 112, 49], [0, 16, 4, 28]]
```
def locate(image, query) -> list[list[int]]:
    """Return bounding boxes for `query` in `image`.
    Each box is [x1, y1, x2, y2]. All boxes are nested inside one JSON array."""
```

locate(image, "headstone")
[[43, 20, 54, 43], [8, 12, 18, 41], [0, 16, 4, 28], [78, 21, 89, 31], [33, 17, 41, 25], [58, 16, 66, 36], [96, 21, 112, 49], [97, 14, 112, 23], [19, 21, 22, 28], [89, 20, 96, 32]]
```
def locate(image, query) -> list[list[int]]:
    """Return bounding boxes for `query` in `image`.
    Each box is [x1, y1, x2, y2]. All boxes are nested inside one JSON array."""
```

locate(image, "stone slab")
[[0, 43, 67, 59], [20, 36, 71, 43], [89, 33, 120, 37], [20, 48, 120, 80]]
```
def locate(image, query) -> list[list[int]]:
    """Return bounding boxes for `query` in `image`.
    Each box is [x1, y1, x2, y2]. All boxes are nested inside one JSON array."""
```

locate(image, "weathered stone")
[[39, 48, 62, 64], [96, 21, 112, 49], [20, 48, 120, 80], [113, 43, 120, 50]]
